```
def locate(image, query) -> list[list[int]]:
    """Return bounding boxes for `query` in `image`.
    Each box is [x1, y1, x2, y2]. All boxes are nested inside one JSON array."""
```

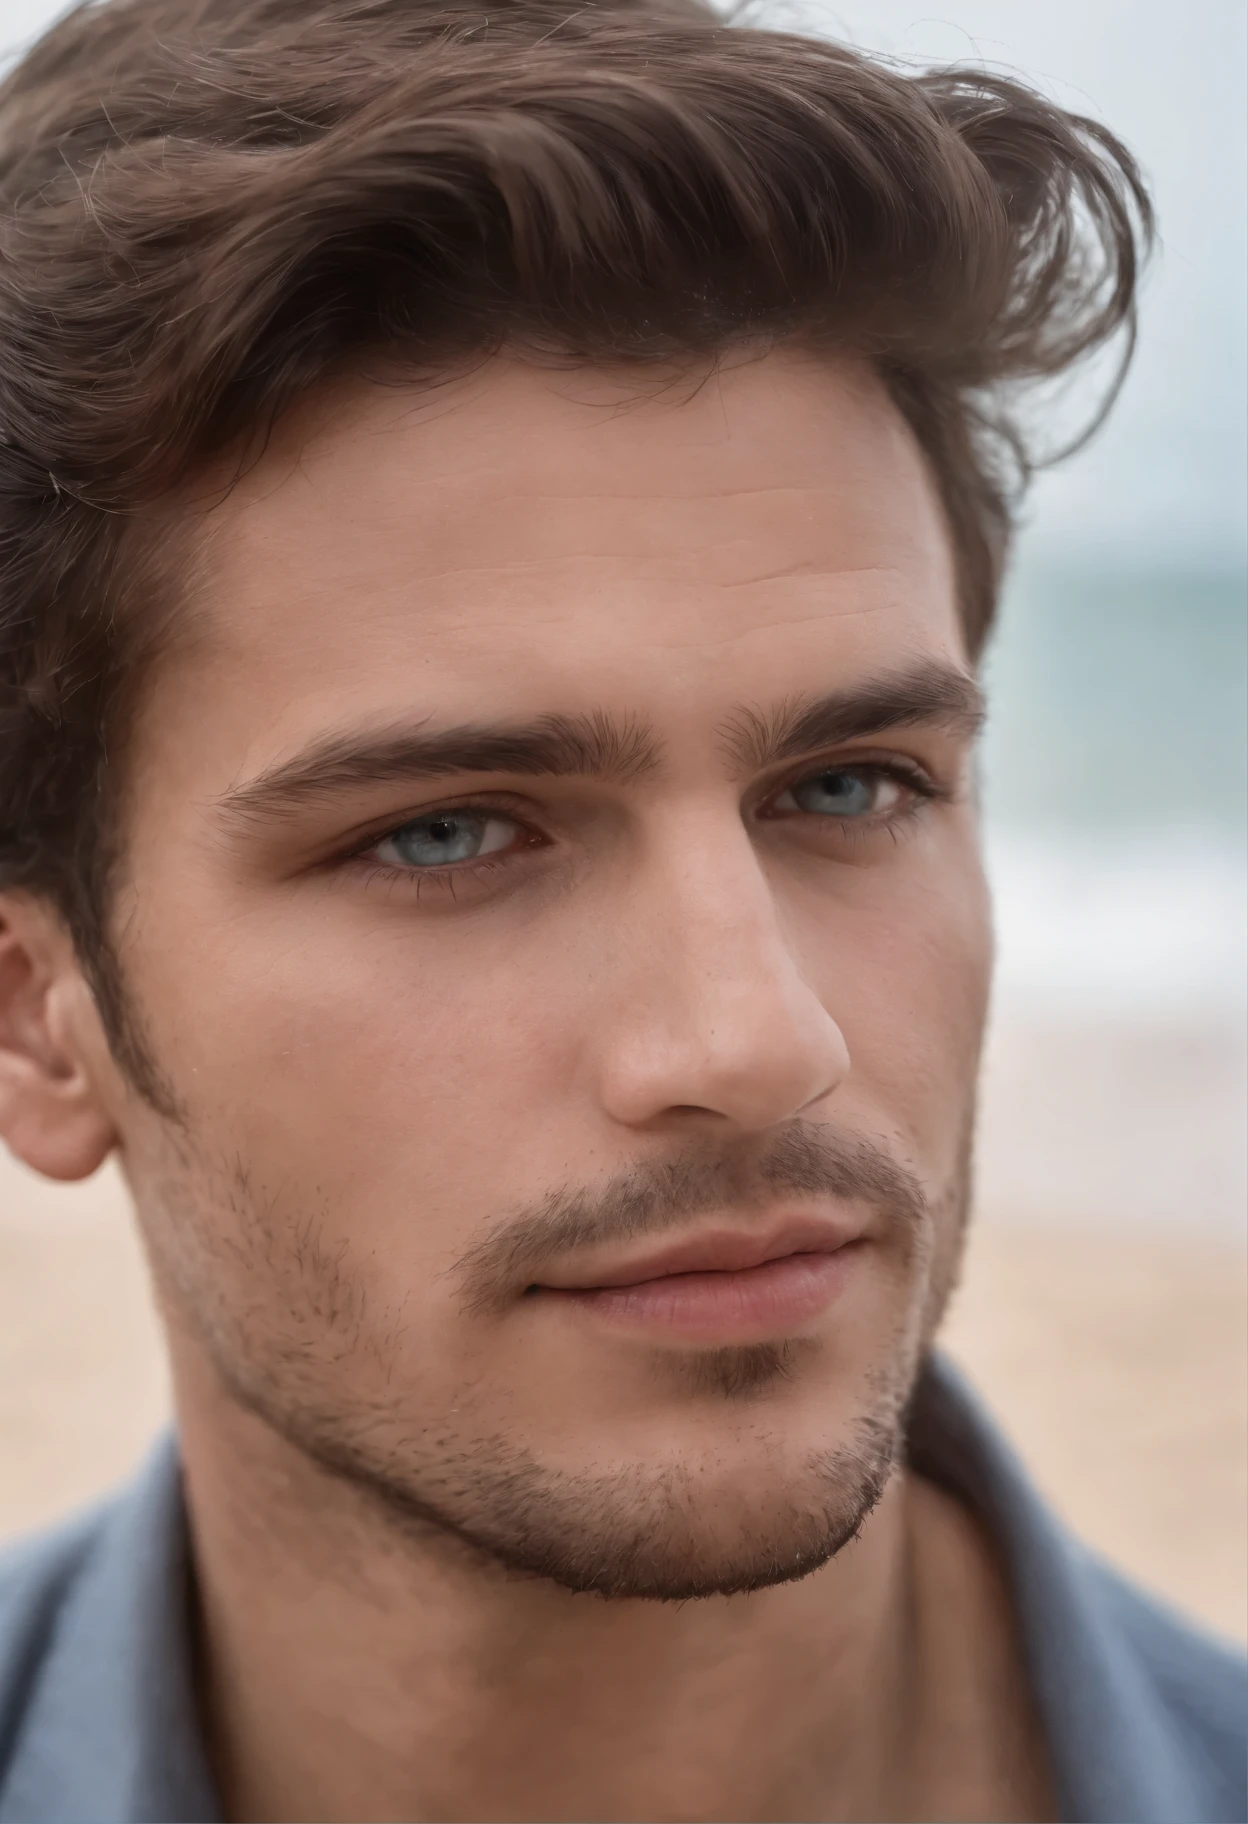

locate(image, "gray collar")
[[0, 1429, 216, 1824]]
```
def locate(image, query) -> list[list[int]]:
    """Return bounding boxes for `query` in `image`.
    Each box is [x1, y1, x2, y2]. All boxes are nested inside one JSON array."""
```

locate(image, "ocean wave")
[[985, 827, 1247, 1018]]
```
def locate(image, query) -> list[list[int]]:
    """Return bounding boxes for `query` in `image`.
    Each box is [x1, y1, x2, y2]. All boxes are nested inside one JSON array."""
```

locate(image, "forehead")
[[158, 350, 965, 767]]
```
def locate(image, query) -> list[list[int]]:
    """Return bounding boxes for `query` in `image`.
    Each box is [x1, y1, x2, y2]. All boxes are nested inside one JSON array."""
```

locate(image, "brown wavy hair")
[[0, 0, 1150, 1075]]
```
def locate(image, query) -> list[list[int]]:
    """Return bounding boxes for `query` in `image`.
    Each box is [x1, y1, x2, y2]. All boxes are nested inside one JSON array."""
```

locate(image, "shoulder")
[[0, 1503, 111, 1776], [912, 1357, 1247, 1822], [1085, 1554, 1247, 1812], [1036, 1536, 1248, 1823], [0, 1441, 218, 1824]]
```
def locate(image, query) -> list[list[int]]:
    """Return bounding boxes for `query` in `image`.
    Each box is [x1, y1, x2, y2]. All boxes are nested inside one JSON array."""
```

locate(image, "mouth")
[[530, 1214, 863, 1344]]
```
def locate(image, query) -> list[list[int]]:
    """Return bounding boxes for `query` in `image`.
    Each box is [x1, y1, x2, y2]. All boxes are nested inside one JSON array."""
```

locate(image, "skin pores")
[[98, 349, 993, 1599]]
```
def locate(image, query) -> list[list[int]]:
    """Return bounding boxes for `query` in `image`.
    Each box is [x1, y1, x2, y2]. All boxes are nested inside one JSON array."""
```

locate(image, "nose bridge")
[[598, 808, 849, 1129], [666, 828, 806, 1022]]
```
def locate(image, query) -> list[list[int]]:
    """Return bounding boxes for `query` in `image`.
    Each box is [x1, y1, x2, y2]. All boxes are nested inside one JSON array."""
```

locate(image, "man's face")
[[108, 351, 991, 1598]]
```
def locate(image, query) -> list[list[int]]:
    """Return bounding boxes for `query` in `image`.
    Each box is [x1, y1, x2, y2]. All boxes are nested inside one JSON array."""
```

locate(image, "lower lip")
[[545, 1249, 857, 1343]]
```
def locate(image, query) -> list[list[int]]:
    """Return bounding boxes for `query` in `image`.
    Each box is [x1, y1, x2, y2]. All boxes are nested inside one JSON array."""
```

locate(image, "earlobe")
[[0, 898, 119, 1183]]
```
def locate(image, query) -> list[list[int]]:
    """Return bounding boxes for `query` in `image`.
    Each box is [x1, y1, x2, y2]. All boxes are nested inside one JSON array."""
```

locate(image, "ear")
[[0, 893, 120, 1181]]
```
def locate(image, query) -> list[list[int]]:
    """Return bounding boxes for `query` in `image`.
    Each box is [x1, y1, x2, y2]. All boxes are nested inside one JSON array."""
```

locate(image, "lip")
[[533, 1214, 862, 1344], [539, 1214, 856, 1290]]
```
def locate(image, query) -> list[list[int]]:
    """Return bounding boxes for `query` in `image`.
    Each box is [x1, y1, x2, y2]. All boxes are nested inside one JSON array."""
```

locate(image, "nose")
[[594, 820, 850, 1135]]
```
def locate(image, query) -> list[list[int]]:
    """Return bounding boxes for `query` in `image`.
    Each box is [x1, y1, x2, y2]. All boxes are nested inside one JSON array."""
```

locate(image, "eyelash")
[[346, 758, 947, 892]]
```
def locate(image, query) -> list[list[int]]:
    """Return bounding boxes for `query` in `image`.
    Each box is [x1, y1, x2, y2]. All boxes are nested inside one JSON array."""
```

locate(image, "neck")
[[173, 1352, 1051, 1824]]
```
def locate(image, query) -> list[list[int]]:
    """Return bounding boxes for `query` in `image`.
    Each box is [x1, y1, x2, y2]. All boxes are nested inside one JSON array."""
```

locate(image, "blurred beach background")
[[1, 0, 1245, 1639]]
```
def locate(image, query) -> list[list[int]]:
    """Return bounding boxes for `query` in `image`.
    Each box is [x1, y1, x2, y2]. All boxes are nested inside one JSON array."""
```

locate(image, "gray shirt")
[[0, 1357, 1243, 1824]]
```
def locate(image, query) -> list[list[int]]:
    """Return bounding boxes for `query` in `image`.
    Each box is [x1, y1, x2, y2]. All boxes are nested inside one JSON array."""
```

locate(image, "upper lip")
[[539, 1214, 858, 1292]]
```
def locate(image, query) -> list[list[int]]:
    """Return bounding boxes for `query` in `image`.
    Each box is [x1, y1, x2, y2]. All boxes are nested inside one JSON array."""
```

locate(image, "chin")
[[285, 1389, 902, 1602], [463, 1426, 899, 1601]]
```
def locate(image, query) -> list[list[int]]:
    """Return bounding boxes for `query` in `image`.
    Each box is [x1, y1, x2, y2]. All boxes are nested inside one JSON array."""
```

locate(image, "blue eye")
[[374, 810, 517, 868], [777, 767, 902, 818]]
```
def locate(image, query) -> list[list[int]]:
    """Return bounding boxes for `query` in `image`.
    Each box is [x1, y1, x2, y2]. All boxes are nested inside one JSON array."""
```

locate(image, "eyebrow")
[[213, 659, 983, 830], [719, 660, 985, 774], [216, 710, 662, 828]]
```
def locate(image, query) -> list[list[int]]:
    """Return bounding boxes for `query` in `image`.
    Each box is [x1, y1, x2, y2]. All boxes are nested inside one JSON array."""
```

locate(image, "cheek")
[[800, 851, 992, 1152], [128, 891, 591, 1240]]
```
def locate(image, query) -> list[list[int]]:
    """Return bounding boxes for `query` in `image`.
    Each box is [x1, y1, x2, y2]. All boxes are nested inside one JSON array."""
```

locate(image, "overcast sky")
[[4, 0, 1245, 570]]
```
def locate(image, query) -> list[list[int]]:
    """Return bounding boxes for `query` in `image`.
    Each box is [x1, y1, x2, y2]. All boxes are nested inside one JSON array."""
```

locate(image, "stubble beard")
[[143, 1118, 973, 1603]]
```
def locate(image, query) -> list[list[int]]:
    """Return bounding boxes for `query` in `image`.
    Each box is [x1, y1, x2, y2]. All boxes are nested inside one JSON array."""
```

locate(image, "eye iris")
[[794, 770, 875, 816], [392, 812, 486, 866]]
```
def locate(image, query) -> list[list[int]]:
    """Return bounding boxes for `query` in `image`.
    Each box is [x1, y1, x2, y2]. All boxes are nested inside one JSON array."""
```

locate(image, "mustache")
[[449, 1123, 928, 1316]]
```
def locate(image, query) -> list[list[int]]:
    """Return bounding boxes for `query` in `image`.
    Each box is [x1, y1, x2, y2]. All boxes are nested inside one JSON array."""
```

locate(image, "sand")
[[2, 1039, 1245, 1642]]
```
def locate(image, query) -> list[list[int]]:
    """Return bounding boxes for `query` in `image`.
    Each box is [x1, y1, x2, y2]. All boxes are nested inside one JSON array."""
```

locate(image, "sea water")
[[983, 562, 1247, 1017], [975, 560, 1247, 1236]]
